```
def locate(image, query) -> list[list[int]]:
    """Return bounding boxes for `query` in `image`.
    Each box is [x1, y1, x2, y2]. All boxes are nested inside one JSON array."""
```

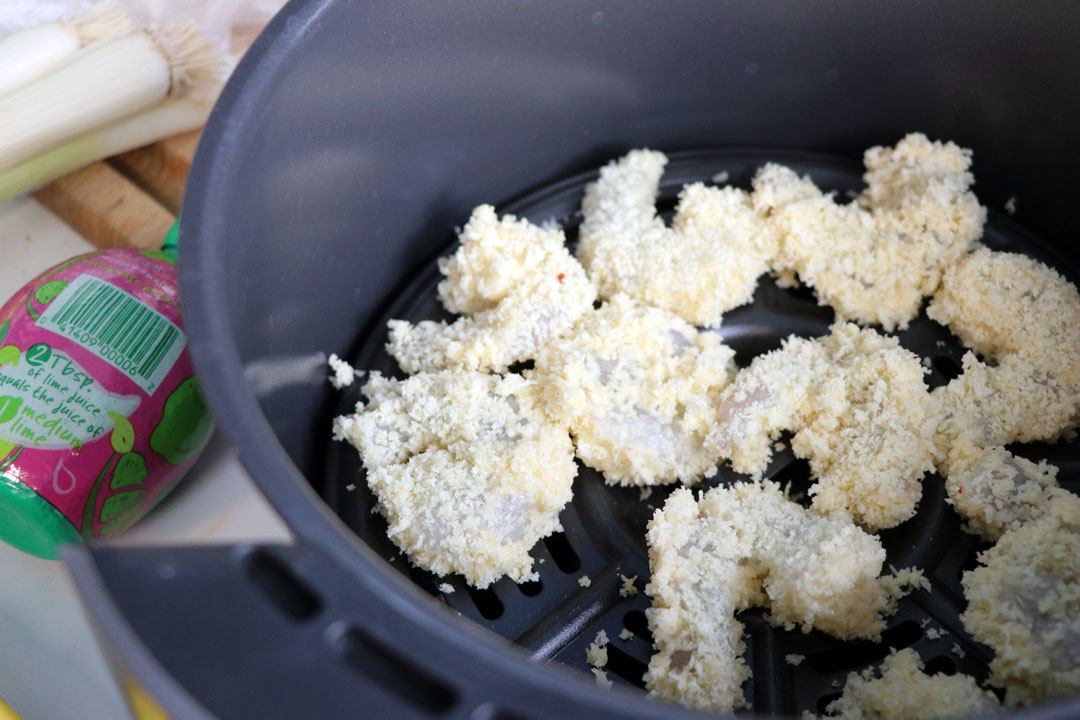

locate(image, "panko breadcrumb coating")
[[961, 491, 1080, 706], [944, 444, 1064, 541], [823, 649, 1001, 719], [645, 484, 916, 714], [755, 133, 985, 330], [709, 323, 935, 529], [798, 325, 936, 528], [576, 149, 776, 328], [929, 249, 1080, 541], [532, 294, 735, 486], [387, 205, 595, 373], [334, 371, 576, 588], [929, 248, 1080, 452], [644, 488, 757, 713]]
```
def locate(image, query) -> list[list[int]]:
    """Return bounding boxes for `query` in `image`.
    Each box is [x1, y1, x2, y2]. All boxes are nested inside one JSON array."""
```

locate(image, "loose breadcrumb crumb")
[[926, 627, 944, 640], [639, 487, 654, 501], [619, 628, 634, 642], [438, 583, 455, 594], [586, 629, 610, 668], [786, 654, 805, 666], [328, 353, 358, 389], [1005, 196, 1017, 215], [578, 575, 592, 588], [952, 643, 965, 659], [592, 668, 613, 689], [345, 483, 356, 492], [824, 648, 1001, 719], [619, 574, 639, 597], [711, 170, 731, 184]]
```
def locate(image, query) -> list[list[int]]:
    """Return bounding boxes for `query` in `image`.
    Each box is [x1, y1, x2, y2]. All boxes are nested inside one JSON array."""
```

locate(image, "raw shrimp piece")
[[645, 484, 913, 713], [706, 335, 831, 478], [533, 294, 735, 486], [576, 149, 776, 328], [961, 492, 1080, 705], [333, 371, 576, 588], [823, 649, 1001, 720], [708, 324, 935, 529], [798, 325, 936, 529], [755, 133, 985, 330], [944, 444, 1062, 541], [387, 205, 595, 373]]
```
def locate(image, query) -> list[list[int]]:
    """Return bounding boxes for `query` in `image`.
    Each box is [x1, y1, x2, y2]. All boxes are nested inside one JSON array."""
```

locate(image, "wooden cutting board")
[[31, 130, 200, 251], [26, 23, 267, 251]]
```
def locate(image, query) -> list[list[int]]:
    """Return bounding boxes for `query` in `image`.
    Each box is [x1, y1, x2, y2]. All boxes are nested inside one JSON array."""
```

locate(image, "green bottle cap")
[[0, 474, 81, 560], [161, 219, 180, 264]]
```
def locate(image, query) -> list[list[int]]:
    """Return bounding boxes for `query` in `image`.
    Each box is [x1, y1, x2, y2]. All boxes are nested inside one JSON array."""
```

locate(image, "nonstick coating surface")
[[322, 149, 1080, 717]]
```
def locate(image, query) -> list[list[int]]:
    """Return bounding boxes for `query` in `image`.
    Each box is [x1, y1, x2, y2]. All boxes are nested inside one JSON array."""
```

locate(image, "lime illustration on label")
[[35, 275, 186, 395], [0, 343, 140, 451]]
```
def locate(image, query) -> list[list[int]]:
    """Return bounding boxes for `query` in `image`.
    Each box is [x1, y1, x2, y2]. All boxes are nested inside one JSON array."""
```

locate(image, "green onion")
[[0, 21, 225, 172], [0, 1, 134, 99], [0, 93, 219, 203]]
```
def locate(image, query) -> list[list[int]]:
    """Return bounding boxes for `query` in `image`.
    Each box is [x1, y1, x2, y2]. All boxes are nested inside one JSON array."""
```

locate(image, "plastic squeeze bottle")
[[0, 227, 213, 558]]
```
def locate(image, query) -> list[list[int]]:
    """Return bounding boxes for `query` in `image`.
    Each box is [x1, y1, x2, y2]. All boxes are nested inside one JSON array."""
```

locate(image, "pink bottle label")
[[0, 250, 213, 539]]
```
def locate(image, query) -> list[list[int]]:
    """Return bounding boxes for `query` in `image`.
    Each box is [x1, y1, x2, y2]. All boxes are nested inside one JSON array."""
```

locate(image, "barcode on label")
[[37, 275, 186, 394]]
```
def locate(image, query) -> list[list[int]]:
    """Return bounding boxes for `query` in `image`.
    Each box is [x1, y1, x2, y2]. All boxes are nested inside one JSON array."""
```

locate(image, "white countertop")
[[0, 196, 291, 720]]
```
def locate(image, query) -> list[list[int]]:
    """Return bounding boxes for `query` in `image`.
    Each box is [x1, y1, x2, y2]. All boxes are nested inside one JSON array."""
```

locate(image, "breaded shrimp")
[[754, 133, 985, 330], [532, 294, 735, 486], [708, 324, 935, 529], [944, 444, 1065, 541], [387, 205, 595, 374], [576, 149, 776, 328], [333, 370, 576, 587], [928, 248, 1080, 452], [822, 649, 1001, 719], [644, 487, 755, 714], [928, 249, 1080, 536], [799, 325, 937, 529], [645, 484, 916, 713], [707, 334, 830, 478], [961, 491, 1080, 705]]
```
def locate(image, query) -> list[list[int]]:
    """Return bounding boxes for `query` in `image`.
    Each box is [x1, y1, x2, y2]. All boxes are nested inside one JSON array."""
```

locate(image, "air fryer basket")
[[64, 2, 1080, 719]]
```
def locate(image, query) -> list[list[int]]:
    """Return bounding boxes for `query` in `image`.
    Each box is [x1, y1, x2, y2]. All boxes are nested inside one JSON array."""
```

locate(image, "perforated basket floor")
[[321, 150, 1080, 717]]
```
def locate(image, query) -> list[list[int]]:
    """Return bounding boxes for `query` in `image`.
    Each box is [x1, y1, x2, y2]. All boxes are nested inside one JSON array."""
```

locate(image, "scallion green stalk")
[[0, 93, 219, 203]]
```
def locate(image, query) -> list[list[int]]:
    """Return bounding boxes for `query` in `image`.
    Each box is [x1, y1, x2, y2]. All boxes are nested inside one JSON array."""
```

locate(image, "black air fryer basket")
[[65, 2, 1080, 719]]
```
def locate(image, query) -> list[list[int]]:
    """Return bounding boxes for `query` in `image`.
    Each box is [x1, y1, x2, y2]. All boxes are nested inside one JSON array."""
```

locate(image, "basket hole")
[[932, 355, 962, 382], [770, 457, 813, 505], [817, 692, 842, 714], [335, 626, 457, 714], [623, 610, 651, 641], [243, 549, 322, 622], [606, 643, 647, 687], [517, 579, 543, 597], [543, 532, 581, 573], [467, 586, 504, 620], [925, 655, 957, 676], [808, 620, 922, 673]]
